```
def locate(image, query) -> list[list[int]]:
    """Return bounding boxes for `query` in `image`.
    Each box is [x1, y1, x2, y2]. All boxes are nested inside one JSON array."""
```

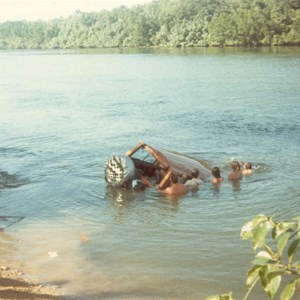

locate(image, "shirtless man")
[[242, 162, 253, 175], [211, 166, 224, 184], [228, 161, 243, 180], [160, 174, 188, 196]]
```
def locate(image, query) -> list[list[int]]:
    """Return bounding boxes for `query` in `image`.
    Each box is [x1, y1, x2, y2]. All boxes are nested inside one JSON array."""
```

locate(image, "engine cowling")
[[105, 155, 135, 188]]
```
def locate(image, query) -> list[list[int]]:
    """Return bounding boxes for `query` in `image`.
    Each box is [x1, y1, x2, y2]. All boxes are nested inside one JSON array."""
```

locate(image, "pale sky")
[[0, 0, 153, 22]]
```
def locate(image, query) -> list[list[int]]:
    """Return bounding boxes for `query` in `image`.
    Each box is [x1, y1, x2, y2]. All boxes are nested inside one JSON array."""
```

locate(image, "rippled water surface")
[[1, 47, 300, 299]]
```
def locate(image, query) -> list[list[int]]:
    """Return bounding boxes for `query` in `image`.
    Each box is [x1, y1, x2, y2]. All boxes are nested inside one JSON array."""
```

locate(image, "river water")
[[0, 47, 300, 299]]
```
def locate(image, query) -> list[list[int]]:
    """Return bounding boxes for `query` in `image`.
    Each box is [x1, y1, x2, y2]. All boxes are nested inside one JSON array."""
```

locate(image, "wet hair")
[[212, 166, 221, 178], [244, 162, 252, 170], [231, 161, 241, 172], [133, 180, 146, 191], [191, 168, 199, 178], [171, 174, 179, 184]]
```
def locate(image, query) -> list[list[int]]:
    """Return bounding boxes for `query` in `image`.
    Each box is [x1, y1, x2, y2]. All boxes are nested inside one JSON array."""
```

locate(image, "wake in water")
[[214, 159, 272, 174]]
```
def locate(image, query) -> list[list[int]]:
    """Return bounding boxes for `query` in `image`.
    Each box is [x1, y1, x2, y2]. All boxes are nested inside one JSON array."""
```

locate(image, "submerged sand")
[[0, 266, 65, 300]]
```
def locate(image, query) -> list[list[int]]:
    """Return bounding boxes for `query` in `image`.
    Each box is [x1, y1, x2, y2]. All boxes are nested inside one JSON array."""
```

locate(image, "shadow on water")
[[75, 46, 300, 57], [0, 171, 27, 190], [0, 216, 24, 231], [0, 169, 26, 230]]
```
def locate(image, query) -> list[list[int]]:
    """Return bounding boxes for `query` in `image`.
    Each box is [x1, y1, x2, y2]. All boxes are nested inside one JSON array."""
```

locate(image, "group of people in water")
[[157, 161, 252, 196]]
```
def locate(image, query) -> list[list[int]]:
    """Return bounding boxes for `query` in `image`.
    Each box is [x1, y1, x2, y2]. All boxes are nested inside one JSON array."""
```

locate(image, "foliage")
[[207, 215, 300, 300], [206, 291, 234, 300], [0, 0, 299, 49]]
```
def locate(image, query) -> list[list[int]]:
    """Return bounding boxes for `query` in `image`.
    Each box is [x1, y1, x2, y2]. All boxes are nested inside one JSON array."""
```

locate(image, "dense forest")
[[0, 0, 300, 49]]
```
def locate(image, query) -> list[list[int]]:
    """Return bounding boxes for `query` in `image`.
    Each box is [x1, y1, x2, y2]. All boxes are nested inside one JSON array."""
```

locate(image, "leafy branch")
[[207, 215, 300, 300]]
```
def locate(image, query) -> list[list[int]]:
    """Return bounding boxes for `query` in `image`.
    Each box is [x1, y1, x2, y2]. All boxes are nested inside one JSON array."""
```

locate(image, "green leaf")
[[259, 266, 269, 289], [246, 265, 261, 288], [292, 216, 300, 222], [256, 251, 273, 259], [272, 227, 277, 241], [288, 238, 300, 263], [280, 280, 297, 300], [290, 259, 300, 266], [205, 292, 233, 300], [252, 220, 274, 250], [241, 215, 269, 240], [274, 222, 295, 240], [267, 271, 285, 280], [264, 244, 275, 258], [252, 215, 269, 227], [277, 232, 291, 257], [252, 251, 277, 266], [241, 221, 254, 240], [206, 296, 220, 300], [259, 266, 281, 299], [266, 273, 281, 299]]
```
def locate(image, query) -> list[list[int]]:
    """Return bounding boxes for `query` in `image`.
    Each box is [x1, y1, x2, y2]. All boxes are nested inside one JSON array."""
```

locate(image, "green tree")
[[0, 0, 299, 49]]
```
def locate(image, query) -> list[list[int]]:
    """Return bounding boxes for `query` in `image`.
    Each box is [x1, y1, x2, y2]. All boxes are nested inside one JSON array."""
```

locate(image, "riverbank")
[[0, 266, 65, 300]]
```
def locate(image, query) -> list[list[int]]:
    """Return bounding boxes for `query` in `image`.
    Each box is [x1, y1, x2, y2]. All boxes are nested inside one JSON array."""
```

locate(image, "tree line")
[[0, 0, 299, 49]]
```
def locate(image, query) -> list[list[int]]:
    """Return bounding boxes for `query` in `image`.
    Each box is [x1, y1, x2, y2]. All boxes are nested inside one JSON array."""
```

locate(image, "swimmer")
[[228, 161, 243, 180], [211, 166, 224, 184], [242, 162, 253, 175], [160, 174, 188, 196], [185, 168, 202, 192]]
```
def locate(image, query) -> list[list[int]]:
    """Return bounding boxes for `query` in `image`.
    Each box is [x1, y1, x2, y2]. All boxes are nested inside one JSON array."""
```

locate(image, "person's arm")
[[159, 186, 171, 194], [141, 175, 153, 187]]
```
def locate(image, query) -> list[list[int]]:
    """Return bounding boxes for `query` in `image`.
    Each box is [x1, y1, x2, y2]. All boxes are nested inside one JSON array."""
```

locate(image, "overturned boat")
[[105, 142, 211, 189]]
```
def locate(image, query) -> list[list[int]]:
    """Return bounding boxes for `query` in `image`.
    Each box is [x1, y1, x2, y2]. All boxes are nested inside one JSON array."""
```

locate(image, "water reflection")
[[104, 185, 182, 225], [158, 193, 186, 204], [211, 182, 222, 193], [75, 46, 300, 56], [231, 179, 241, 191], [105, 185, 138, 206], [105, 183, 186, 207]]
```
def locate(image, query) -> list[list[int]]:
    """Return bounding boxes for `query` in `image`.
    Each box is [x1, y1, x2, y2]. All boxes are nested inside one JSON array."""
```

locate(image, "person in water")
[[184, 168, 202, 191], [242, 162, 253, 175], [211, 166, 224, 184], [160, 173, 188, 196], [228, 161, 243, 180]]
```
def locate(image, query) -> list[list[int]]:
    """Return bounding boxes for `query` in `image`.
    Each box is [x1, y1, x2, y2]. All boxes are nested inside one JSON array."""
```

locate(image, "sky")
[[0, 0, 153, 22]]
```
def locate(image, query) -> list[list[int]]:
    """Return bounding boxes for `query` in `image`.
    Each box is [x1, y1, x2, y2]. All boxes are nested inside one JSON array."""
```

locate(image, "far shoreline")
[[1, 44, 300, 50]]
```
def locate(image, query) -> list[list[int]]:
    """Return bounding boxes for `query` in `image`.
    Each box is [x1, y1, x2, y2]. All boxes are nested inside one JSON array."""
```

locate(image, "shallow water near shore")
[[1, 47, 300, 299]]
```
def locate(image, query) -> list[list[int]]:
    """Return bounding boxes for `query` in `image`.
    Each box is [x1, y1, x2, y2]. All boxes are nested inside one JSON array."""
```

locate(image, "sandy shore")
[[0, 266, 66, 300]]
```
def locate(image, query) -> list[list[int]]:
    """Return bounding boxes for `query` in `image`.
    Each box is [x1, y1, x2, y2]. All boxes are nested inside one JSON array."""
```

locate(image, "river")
[[0, 47, 300, 299]]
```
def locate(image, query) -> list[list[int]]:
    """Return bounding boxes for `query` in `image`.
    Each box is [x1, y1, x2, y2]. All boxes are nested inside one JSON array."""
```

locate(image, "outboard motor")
[[105, 155, 135, 188]]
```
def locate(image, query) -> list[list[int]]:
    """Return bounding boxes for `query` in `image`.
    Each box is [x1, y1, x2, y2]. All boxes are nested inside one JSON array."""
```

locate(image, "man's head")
[[212, 166, 221, 178], [191, 168, 199, 178], [231, 161, 241, 172], [244, 162, 252, 170]]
